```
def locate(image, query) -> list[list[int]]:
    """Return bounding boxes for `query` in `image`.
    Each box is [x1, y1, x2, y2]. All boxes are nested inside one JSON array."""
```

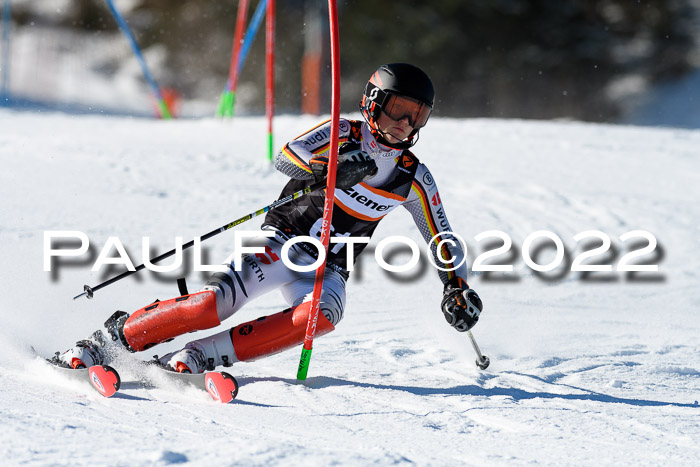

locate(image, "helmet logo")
[[368, 87, 379, 101]]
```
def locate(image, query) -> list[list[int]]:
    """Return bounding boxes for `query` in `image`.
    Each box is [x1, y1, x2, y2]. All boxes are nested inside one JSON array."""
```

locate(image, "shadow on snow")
[[239, 375, 699, 409]]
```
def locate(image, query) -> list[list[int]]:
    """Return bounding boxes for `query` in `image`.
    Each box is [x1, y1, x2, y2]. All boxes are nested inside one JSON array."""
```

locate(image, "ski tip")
[[204, 372, 239, 403], [88, 365, 121, 397]]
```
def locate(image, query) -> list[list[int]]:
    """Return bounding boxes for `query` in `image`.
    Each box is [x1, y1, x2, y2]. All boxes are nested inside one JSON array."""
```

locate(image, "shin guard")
[[230, 301, 335, 362], [123, 291, 220, 351]]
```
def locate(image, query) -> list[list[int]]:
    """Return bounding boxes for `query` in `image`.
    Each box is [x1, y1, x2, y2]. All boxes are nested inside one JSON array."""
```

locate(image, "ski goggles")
[[382, 94, 432, 129]]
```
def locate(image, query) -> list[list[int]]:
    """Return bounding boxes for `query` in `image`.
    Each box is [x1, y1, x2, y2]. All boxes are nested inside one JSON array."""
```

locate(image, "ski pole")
[[73, 179, 326, 300], [468, 330, 490, 370]]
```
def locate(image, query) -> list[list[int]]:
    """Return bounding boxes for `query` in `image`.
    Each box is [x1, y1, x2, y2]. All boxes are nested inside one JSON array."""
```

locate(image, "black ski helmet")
[[360, 63, 434, 149]]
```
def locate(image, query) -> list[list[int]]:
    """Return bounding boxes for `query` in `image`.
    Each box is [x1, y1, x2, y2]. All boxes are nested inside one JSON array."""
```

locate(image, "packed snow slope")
[[0, 110, 698, 466]]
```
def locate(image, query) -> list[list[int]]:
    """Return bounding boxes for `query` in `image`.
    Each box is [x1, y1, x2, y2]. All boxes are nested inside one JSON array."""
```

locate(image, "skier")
[[58, 63, 483, 373]]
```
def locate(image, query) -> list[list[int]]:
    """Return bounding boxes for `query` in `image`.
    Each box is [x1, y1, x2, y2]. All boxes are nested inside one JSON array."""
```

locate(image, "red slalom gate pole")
[[217, 0, 250, 117], [265, 0, 275, 162], [297, 0, 341, 381], [228, 0, 250, 92]]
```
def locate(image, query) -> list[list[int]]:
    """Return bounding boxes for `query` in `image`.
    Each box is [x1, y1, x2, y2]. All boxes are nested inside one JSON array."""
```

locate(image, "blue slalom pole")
[[1, 0, 11, 105], [238, 0, 267, 76], [104, 0, 171, 118], [217, 0, 267, 118]]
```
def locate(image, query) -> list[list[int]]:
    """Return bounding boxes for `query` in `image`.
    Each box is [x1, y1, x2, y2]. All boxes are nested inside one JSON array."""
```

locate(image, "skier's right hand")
[[441, 282, 482, 332], [310, 142, 378, 189]]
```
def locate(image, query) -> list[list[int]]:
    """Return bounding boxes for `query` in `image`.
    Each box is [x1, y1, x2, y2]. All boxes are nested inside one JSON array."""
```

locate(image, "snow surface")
[[0, 110, 699, 465]]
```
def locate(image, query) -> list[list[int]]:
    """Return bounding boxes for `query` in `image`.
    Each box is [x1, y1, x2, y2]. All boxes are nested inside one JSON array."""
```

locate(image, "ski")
[[148, 365, 240, 403], [32, 347, 237, 402], [34, 350, 121, 398], [73, 365, 121, 398]]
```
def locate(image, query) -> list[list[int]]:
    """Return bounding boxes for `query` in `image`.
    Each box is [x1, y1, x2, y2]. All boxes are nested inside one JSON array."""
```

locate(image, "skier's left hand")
[[441, 282, 482, 332], [309, 142, 377, 189]]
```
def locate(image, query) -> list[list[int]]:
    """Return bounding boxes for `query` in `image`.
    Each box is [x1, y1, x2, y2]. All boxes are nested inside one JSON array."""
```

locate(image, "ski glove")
[[309, 142, 378, 190], [441, 283, 482, 332]]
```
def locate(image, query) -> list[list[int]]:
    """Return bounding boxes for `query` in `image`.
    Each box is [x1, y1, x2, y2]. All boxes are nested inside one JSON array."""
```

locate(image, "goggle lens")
[[383, 94, 432, 128]]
